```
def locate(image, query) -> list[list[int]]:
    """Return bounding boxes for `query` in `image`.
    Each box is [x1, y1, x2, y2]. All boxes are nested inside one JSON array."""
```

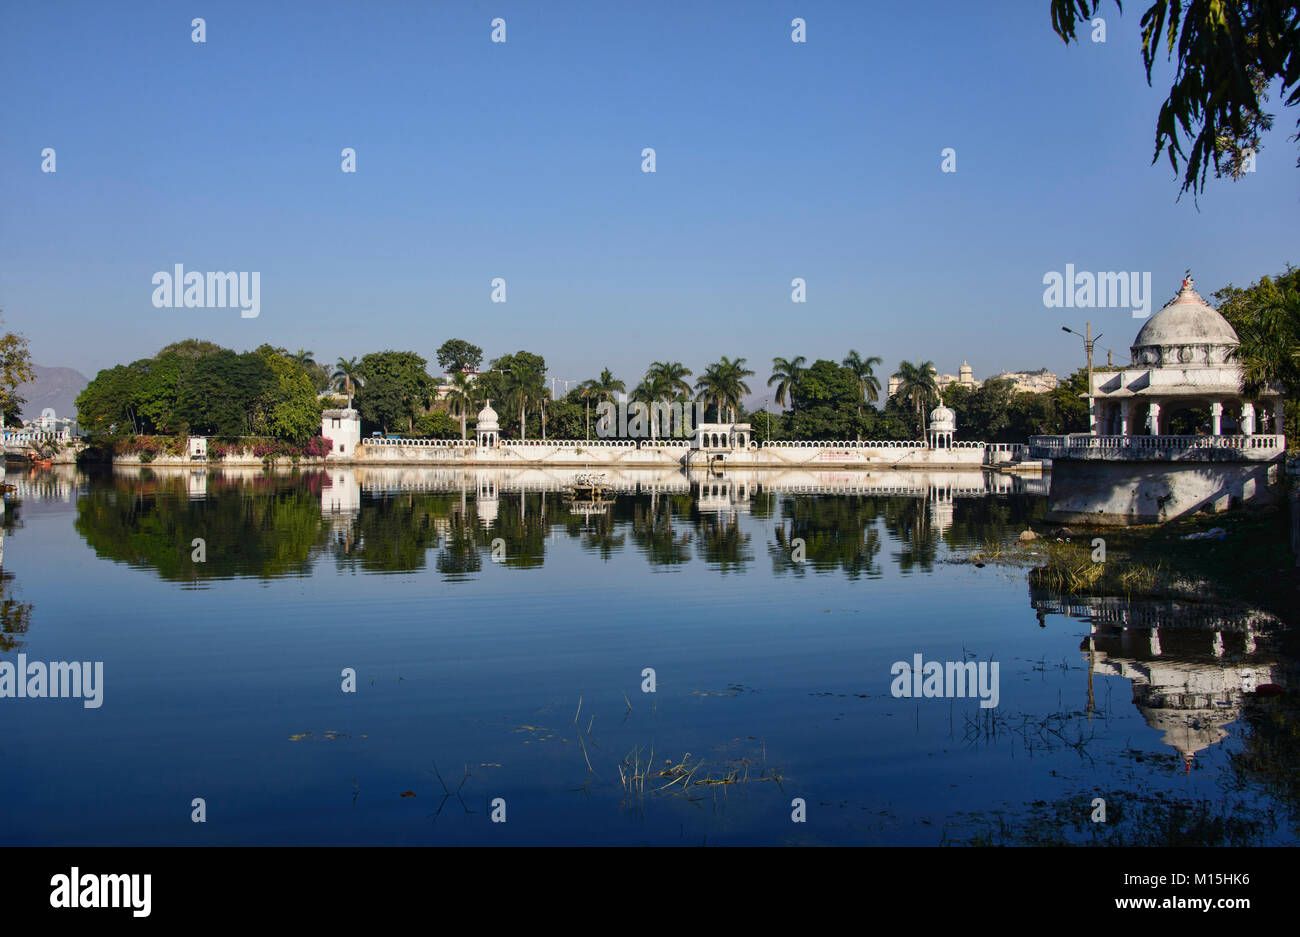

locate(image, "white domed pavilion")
[[475, 399, 500, 448], [1090, 275, 1284, 437], [928, 404, 956, 449]]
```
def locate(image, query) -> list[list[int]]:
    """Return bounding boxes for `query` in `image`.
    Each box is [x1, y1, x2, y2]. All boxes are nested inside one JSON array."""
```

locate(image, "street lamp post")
[[1062, 323, 1102, 435]]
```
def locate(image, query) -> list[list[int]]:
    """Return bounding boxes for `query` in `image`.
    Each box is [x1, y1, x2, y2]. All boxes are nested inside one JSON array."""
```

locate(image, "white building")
[[322, 408, 361, 458], [475, 400, 500, 448], [927, 404, 956, 449], [1089, 275, 1285, 436]]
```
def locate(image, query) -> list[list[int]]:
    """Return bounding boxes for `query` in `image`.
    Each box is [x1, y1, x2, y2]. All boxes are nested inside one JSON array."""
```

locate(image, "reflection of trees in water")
[[769, 495, 883, 579], [70, 473, 1057, 583], [0, 570, 33, 652], [76, 472, 330, 580], [883, 499, 937, 573], [489, 493, 550, 569], [627, 496, 691, 566], [691, 511, 751, 572], [951, 785, 1277, 846], [571, 507, 625, 561], [435, 512, 483, 579], [1231, 693, 1300, 842], [940, 495, 1045, 549], [339, 492, 453, 573]]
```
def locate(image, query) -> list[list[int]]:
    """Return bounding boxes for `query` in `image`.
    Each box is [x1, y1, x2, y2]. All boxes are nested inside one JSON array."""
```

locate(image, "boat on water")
[[566, 472, 612, 500]]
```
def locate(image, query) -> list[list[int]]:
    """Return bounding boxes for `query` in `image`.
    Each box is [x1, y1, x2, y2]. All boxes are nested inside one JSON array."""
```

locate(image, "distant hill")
[[13, 364, 89, 422]]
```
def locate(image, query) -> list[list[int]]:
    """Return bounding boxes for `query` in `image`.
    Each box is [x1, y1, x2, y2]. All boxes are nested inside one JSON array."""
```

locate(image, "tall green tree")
[[893, 360, 939, 436], [251, 345, 321, 442], [436, 339, 484, 375], [0, 318, 34, 430], [790, 359, 866, 440], [768, 356, 806, 414], [332, 357, 364, 406], [694, 357, 752, 423], [487, 351, 546, 440], [354, 351, 437, 435], [444, 370, 478, 440], [577, 368, 624, 440], [842, 350, 883, 418], [643, 361, 693, 437]]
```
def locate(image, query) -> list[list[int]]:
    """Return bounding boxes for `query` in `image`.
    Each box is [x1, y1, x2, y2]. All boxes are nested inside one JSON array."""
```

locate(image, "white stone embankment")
[[338, 439, 1026, 471]]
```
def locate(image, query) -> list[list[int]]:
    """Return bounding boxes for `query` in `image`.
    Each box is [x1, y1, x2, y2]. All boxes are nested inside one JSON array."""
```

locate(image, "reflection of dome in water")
[[1134, 692, 1236, 762], [476, 474, 498, 526]]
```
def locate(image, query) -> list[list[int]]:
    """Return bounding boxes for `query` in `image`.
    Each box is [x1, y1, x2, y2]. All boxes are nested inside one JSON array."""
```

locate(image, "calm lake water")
[[3, 464, 1297, 845]]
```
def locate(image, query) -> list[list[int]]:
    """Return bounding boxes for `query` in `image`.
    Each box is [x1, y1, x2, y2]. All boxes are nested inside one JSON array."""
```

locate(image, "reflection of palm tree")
[[885, 498, 938, 572], [770, 495, 883, 578], [629, 498, 693, 565], [437, 513, 484, 578]]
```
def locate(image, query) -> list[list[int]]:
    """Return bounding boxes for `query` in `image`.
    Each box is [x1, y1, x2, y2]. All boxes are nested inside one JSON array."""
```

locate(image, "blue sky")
[[2, 0, 1296, 405]]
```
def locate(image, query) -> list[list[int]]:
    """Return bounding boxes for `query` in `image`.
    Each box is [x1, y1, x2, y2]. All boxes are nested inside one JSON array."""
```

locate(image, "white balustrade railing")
[[361, 438, 475, 448], [2, 430, 73, 445], [761, 440, 928, 449], [1029, 434, 1285, 455]]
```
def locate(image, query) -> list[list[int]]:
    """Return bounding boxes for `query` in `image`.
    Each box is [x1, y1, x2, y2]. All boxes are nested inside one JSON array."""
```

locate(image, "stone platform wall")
[[1045, 459, 1282, 526]]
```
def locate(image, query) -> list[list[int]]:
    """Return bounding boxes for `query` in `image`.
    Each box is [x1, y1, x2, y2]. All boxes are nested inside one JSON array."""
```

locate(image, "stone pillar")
[[1241, 401, 1255, 436], [1147, 402, 1160, 436], [1273, 399, 1285, 437], [1120, 401, 1132, 436], [1210, 401, 1223, 436], [1088, 396, 1097, 436]]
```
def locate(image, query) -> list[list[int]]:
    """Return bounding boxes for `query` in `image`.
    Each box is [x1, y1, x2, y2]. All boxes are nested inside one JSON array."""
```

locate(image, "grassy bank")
[[958, 503, 1299, 617]]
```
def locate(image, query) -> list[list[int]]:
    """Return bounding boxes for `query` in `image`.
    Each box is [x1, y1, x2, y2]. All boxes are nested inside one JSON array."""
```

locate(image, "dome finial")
[[1182, 269, 1193, 290]]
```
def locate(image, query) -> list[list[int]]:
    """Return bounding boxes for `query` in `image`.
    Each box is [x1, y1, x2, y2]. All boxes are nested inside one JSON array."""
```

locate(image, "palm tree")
[[1230, 286, 1300, 398], [577, 380, 598, 440], [842, 350, 883, 417], [768, 356, 806, 414], [694, 365, 726, 424], [643, 361, 693, 438], [893, 360, 939, 437], [332, 357, 364, 407], [293, 349, 316, 369], [445, 370, 477, 440], [716, 356, 754, 422], [693, 358, 751, 424], [505, 364, 545, 440], [581, 367, 626, 440]]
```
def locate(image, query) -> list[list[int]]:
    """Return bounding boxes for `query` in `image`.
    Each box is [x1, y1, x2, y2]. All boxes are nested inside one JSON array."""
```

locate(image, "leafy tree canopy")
[[1051, 0, 1300, 198], [436, 339, 484, 374]]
